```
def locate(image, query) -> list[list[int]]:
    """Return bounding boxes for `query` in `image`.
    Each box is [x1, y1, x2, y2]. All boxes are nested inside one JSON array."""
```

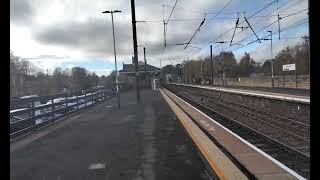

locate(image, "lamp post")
[[102, 10, 121, 108]]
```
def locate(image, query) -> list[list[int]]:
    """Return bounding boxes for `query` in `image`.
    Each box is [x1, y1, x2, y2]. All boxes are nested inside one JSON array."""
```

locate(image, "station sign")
[[282, 64, 296, 71]]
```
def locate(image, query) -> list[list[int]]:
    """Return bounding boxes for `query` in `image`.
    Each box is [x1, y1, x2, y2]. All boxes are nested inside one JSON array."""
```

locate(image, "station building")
[[119, 60, 161, 89]]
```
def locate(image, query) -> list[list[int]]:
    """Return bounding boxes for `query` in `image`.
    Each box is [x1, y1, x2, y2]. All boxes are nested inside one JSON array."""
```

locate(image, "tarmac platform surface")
[[10, 89, 210, 180]]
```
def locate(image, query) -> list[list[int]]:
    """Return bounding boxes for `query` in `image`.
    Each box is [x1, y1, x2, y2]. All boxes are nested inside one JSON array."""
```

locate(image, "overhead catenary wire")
[[136, 17, 245, 22], [137, 0, 303, 23], [166, 0, 179, 26], [276, 0, 305, 14], [231, 0, 290, 39], [135, 0, 304, 24], [223, 6, 305, 63], [230, 37, 307, 61], [136, 0, 301, 24], [203, 0, 233, 27], [281, 8, 308, 19], [250, 0, 300, 26], [230, 13, 240, 46], [248, 0, 305, 33], [226, 10, 308, 51], [164, 4, 237, 15], [186, 44, 220, 59], [158, 0, 308, 65], [225, 3, 307, 47], [250, 8, 283, 26], [183, 0, 280, 60], [137, 40, 246, 47], [228, 20, 307, 53], [184, 15, 206, 49], [228, 18, 308, 52], [160, 4, 165, 68], [244, 16, 261, 43], [198, 0, 307, 58], [281, 18, 308, 31], [189, 17, 307, 62], [277, 0, 281, 39], [183, 0, 233, 51], [211, 0, 280, 44], [223, 0, 304, 45], [161, 0, 179, 66], [163, 3, 260, 15], [164, 0, 179, 46], [248, 0, 279, 19]]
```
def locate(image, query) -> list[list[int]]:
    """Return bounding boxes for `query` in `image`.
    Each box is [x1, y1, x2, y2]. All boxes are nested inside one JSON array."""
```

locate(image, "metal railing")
[[10, 88, 116, 139]]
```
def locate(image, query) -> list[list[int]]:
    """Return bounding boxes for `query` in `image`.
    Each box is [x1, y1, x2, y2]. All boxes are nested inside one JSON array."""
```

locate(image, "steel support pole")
[[308, 39, 310, 76], [65, 94, 68, 113], [31, 100, 35, 126], [295, 58, 298, 88], [283, 71, 284, 88], [51, 98, 55, 120], [302, 36, 310, 76], [270, 31, 274, 88], [210, 45, 213, 85], [131, 0, 140, 104], [221, 52, 224, 86], [144, 47, 147, 88], [200, 58, 203, 83], [307, 0, 310, 76], [278, 14, 281, 39], [183, 64, 186, 83], [111, 13, 120, 108], [295, 70, 298, 88]]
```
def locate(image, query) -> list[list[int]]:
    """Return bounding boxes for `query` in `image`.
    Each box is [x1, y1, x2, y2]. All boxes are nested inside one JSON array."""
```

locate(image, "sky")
[[10, 0, 309, 76]]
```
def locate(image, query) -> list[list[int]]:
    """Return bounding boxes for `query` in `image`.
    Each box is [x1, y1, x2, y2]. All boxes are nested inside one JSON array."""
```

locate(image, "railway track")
[[174, 86, 310, 151], [164, 85, 310, 179]]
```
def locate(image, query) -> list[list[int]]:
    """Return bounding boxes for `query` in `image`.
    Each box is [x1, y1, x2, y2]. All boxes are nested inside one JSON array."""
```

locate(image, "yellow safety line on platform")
[[160, 88, 248, 180]]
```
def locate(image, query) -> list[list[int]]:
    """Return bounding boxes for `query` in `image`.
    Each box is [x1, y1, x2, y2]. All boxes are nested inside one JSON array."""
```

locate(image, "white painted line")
[[165, 89, 306, 180], [88, 163, 106, 170], [106, 105, 113, 108], [170, 83, 310, 104]]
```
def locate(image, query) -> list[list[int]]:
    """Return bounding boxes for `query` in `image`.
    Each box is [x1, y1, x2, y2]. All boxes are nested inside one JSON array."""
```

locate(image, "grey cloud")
[[32, 18, 135, 57], [31, 15, 212, 59], [10, 0, 34, 25]]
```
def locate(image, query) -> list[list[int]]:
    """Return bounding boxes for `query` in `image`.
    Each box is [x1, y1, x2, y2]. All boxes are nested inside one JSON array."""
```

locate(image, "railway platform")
[[10, 89, 210, 180], [208, 85, 309, 97], [169, 83, 310, 103]]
